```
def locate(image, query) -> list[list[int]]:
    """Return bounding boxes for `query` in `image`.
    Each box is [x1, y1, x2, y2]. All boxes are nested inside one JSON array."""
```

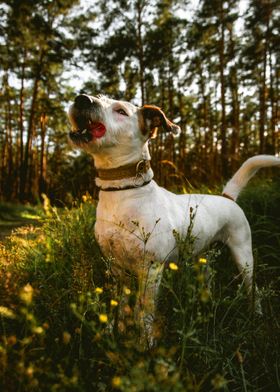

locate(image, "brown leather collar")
[[99, 180, 152, 192], [97, 160, 151, 181]]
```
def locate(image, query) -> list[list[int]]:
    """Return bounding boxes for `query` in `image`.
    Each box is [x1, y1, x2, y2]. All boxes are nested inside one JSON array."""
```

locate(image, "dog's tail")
[[222, 155, 280, 201]]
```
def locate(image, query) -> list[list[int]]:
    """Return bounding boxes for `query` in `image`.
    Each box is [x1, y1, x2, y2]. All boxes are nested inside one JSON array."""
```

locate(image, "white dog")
[[68, 94, 280, 340]]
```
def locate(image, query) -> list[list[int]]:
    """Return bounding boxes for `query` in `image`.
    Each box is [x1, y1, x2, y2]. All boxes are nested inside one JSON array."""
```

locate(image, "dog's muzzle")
[[69, 94, 106, 144]]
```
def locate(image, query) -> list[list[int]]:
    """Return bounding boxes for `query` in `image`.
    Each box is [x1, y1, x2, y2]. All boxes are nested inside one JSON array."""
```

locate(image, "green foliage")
[[0, 182, 280, 391], [1, 0, 279, 202]]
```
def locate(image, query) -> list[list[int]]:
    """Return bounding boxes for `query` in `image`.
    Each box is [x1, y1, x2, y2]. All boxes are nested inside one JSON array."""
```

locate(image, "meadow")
[[0, 180, 280, 392]]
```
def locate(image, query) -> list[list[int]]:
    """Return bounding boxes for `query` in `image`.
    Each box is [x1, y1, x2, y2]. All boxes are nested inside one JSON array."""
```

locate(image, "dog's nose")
[[74, 94, 92, 109]]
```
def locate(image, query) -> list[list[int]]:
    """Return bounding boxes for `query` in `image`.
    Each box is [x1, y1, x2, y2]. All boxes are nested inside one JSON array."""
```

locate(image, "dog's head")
[[68, 94, 180, 167]]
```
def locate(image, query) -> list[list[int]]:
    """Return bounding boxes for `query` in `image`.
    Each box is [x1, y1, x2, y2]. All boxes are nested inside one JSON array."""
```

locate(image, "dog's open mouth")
[[69, 122, 106, 143], [90, 122, 106, 138]]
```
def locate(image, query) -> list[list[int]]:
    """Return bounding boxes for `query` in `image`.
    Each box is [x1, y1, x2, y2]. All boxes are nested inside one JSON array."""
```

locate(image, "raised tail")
[[222, 155, 280, 202]]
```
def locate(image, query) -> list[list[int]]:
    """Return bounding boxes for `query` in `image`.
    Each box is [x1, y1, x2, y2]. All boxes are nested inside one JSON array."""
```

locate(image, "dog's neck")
[[93, 143, 154, 191]]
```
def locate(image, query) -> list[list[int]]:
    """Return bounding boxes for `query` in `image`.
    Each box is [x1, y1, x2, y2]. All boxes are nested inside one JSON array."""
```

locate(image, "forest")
[[1, 1, 280, 391], [0, 0, 279, 203]]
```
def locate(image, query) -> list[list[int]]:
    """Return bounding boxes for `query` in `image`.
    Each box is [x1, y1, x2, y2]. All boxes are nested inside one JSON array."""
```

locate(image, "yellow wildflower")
[[82, 194, 88, 203], [123, 287, 131, 295], [112, 376, 122, 388], [200, 288, 210, 303], [20, 283, 34, 304], [199, 257, 207, 264], [32, 326, 44, 334], [169, 262, 178, 271], [95, 287, 103, 294], [99, 314, 108, 323], [110, 299, 119, 307], [26, 366, 34, 377], [211, 374, 227, 389], [82, 192, 92, 203], [0, 306, 15, 319], [63, 331, 71, 345]]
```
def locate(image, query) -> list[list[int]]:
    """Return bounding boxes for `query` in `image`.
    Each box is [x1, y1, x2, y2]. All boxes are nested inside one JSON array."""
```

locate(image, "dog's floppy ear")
[[139, 105, 181, 139]]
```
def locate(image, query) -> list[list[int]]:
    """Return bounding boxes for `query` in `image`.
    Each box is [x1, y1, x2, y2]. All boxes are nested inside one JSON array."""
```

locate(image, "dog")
[[68, 94, 280, 343]]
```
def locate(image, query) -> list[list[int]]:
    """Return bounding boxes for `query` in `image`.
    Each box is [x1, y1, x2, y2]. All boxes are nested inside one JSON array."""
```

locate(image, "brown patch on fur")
[[137, 109, 146, 135], [139, 105, 180, 138], [137, 107, 159, 138]]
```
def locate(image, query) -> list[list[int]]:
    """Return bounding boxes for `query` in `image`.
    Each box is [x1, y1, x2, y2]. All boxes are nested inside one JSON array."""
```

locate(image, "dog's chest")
[[94, 183, 188, 267]]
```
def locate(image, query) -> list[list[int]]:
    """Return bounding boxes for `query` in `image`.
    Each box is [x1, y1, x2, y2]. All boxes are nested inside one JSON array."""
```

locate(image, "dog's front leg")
[[135, 260, 165, 348]]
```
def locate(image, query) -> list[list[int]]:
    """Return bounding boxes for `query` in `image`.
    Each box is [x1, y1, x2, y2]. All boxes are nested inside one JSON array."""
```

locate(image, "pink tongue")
[[90, 123, 106, 138]]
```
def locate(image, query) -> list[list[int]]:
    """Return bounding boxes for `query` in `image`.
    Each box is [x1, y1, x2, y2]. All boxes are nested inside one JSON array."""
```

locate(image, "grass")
[[0, 182, 279, 391]]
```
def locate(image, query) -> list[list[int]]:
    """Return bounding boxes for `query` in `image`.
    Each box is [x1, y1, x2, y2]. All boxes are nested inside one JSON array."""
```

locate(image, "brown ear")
[[139, 105, 180, 139]]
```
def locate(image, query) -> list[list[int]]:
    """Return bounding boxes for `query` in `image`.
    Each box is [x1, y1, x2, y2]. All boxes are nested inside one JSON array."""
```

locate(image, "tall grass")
[[0, 182, 279, 391]]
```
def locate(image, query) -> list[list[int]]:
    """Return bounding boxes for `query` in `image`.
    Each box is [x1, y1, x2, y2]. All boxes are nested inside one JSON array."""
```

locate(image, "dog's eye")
[[116, 108, 128, 116]]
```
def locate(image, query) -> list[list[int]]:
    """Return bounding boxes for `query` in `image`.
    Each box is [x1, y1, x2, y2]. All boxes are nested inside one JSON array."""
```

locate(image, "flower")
[[110, 299, 118, 307], [211, 373, 227, 389], [200, 288, 210, 303], [199, 257, 207, 264], [62, 331, 71, 344], [112, 376, 122, 388], [169, 262, 178, 271], [26, 366, 34, 377], [0, 306, 15, 319], [123, 287, 131, 295], [32, 326, 44, 334], [95, 287, 103, 294], [99, 314, 108, 323], [82, 194, 89, 202], [20, 283, 34, 304]]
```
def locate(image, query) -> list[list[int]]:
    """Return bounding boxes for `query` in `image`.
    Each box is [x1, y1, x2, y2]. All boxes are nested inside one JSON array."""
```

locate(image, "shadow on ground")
[[0, 203, 42, 242]]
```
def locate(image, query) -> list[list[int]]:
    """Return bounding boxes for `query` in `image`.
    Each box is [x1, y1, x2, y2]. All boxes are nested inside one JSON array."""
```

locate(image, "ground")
[[0, 202, 41, 242]]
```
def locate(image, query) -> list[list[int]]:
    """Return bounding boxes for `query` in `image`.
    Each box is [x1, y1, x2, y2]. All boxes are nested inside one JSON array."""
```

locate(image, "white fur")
[[223, 155, 280, 200], [69, 95, 280, 342]]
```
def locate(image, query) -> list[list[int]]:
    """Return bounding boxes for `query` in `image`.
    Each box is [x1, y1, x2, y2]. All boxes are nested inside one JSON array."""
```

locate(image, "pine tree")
[[242, 0, 279, 153]]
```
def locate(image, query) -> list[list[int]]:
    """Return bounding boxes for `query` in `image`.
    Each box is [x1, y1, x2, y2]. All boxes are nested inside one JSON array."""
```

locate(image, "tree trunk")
[[268, 32, 276, 154], [228, 27, 240, 168], [136, 0, 146, 106], [18, 60, 26, 198], [39, 113, 47, 195], [259, 8, 270, 154], [20, 51, 44, 200], [2, 74, 14, 199], [218, 1, 228, 178]]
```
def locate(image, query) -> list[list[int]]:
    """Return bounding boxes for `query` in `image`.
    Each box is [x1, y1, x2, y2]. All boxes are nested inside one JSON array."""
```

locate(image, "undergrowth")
[[0, 181, 280, 391]]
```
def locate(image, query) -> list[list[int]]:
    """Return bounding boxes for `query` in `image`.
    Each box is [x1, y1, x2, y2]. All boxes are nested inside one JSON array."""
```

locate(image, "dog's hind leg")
[[225, 217, 262, 313], [227, 235, 254, 294]]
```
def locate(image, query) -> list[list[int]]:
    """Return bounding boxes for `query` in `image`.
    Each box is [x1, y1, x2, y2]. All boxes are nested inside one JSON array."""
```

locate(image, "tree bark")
[[259, 6, 270, 154], [20, 51, 44, 200], [228, 27, 240, 168], [39, 113, 47, 195], [135, 0, 146, 106], [218, 1, 228, 178]]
